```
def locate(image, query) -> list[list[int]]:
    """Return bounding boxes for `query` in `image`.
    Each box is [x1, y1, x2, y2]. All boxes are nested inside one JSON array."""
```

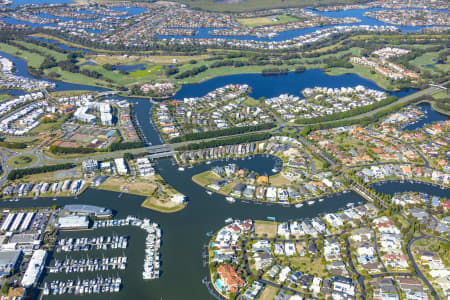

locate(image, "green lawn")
[[192, 171, 221, 187], [0, 43, 45, 68], [410, 52, 448, 75], [15, 41, 68, 61], [7, 154, 39, 168], [237, 15, 301, 27], [327, 64, 396, 90], [242, 97, 261, 106], [129, 65, 163, 77]]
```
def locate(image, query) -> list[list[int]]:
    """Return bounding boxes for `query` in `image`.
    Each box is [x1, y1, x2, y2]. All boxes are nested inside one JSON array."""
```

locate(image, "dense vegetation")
[[295, 96, 398, 124], [7, 163, 73, 180], [49, 141, 145, 154], [176, 133, 271, 151], [170, 123, 276, 143]]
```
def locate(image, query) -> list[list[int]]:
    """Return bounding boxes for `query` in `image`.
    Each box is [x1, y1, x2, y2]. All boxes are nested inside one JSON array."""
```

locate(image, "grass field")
[[129, 65, 163, 78], [410, 52, 449, 75], [237, 15, 300, 27], [254, 220, 277, 238], [7, 154, 38, 168], [15, 41, 68, 62], [0, 43, 45, 68], [327, 64, 396, 91]]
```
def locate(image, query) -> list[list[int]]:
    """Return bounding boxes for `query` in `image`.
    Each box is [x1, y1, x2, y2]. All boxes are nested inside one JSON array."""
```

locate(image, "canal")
[[0, 156, 363, 300]]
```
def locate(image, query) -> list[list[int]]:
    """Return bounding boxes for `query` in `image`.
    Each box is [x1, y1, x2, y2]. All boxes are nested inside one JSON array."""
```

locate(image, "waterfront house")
[[266, 187, 277, 202], [231, 183, 246, 197], [216, 264, 245, 294]]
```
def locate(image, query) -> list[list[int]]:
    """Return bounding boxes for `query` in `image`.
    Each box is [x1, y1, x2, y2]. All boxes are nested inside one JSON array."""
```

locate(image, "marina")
[[48, 257, 127, 274], [43, 277, 122, 296], [55, 235, 128, 252]]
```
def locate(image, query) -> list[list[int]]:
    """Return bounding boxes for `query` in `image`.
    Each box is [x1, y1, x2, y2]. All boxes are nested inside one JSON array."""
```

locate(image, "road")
[[406, 235, 440, 300], [0, 83, 444, 187]]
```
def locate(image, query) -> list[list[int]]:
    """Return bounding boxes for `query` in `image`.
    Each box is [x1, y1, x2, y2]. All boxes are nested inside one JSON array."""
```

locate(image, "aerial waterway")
[[0, 156, 363, 300], [1, 156, 448, 299], [0, 29, 448, 300]]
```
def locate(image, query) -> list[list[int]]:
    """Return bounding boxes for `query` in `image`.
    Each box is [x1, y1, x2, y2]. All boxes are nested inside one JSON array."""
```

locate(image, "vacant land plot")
[[99, 176, 186, 213], [290, 256, 329, 277], [254, 220, 277, 238], [259, 285, 279, 300], [192, 171, 221, 187], [269, 173, 291, 187]]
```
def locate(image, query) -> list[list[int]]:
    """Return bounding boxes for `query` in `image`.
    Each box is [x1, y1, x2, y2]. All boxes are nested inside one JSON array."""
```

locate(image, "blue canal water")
[[2, 4, 448, 41], [158, 8, 450, 41], [372, 180, 449, 198], [115, 63, 147, 72], [173, 69, 417, 100], [403, 103, 449, 131]]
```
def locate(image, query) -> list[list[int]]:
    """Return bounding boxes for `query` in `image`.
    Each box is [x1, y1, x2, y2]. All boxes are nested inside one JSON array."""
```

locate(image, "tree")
[[1, 283, 9, 295], [123, 153, 134, 161]]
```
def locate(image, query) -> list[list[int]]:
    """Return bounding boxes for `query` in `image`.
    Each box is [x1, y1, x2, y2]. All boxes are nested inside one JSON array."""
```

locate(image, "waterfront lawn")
[[0, 94, 12, 102], [192, 171, 221, 187], [0, 43, 45, 68], [258, 285, 279, 300], [254, 220, 277, 238], [327, 64, 395, 91], [237, 15, 300, 27], [220, 181, 237, 195], [99, 176, 186, 213], [99, 176, 158, 195], [7, 154, 38, 168], [289, 256, 329, 278], [45, 67, 108, 87]]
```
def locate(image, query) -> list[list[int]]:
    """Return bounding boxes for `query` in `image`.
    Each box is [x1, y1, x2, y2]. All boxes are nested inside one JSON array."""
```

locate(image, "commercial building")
[[82, 159, 99, 173], [57, 215, 90, 230], [63, 205, 113, 218], [0, 250, 22, 278], [21, 250, 47, 288], [114, 158, 128, 175]]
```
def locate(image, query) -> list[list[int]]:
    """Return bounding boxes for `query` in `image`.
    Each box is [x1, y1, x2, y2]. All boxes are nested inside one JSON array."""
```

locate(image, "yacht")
[[178, 167, 185, 171], [225, 197, 235, 203], [307, 200, 315, 205], [318, 198, 324, 202], [295, 203, 303, 208], [225, 218, 233, 223], [206, 191, 213, 196]]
